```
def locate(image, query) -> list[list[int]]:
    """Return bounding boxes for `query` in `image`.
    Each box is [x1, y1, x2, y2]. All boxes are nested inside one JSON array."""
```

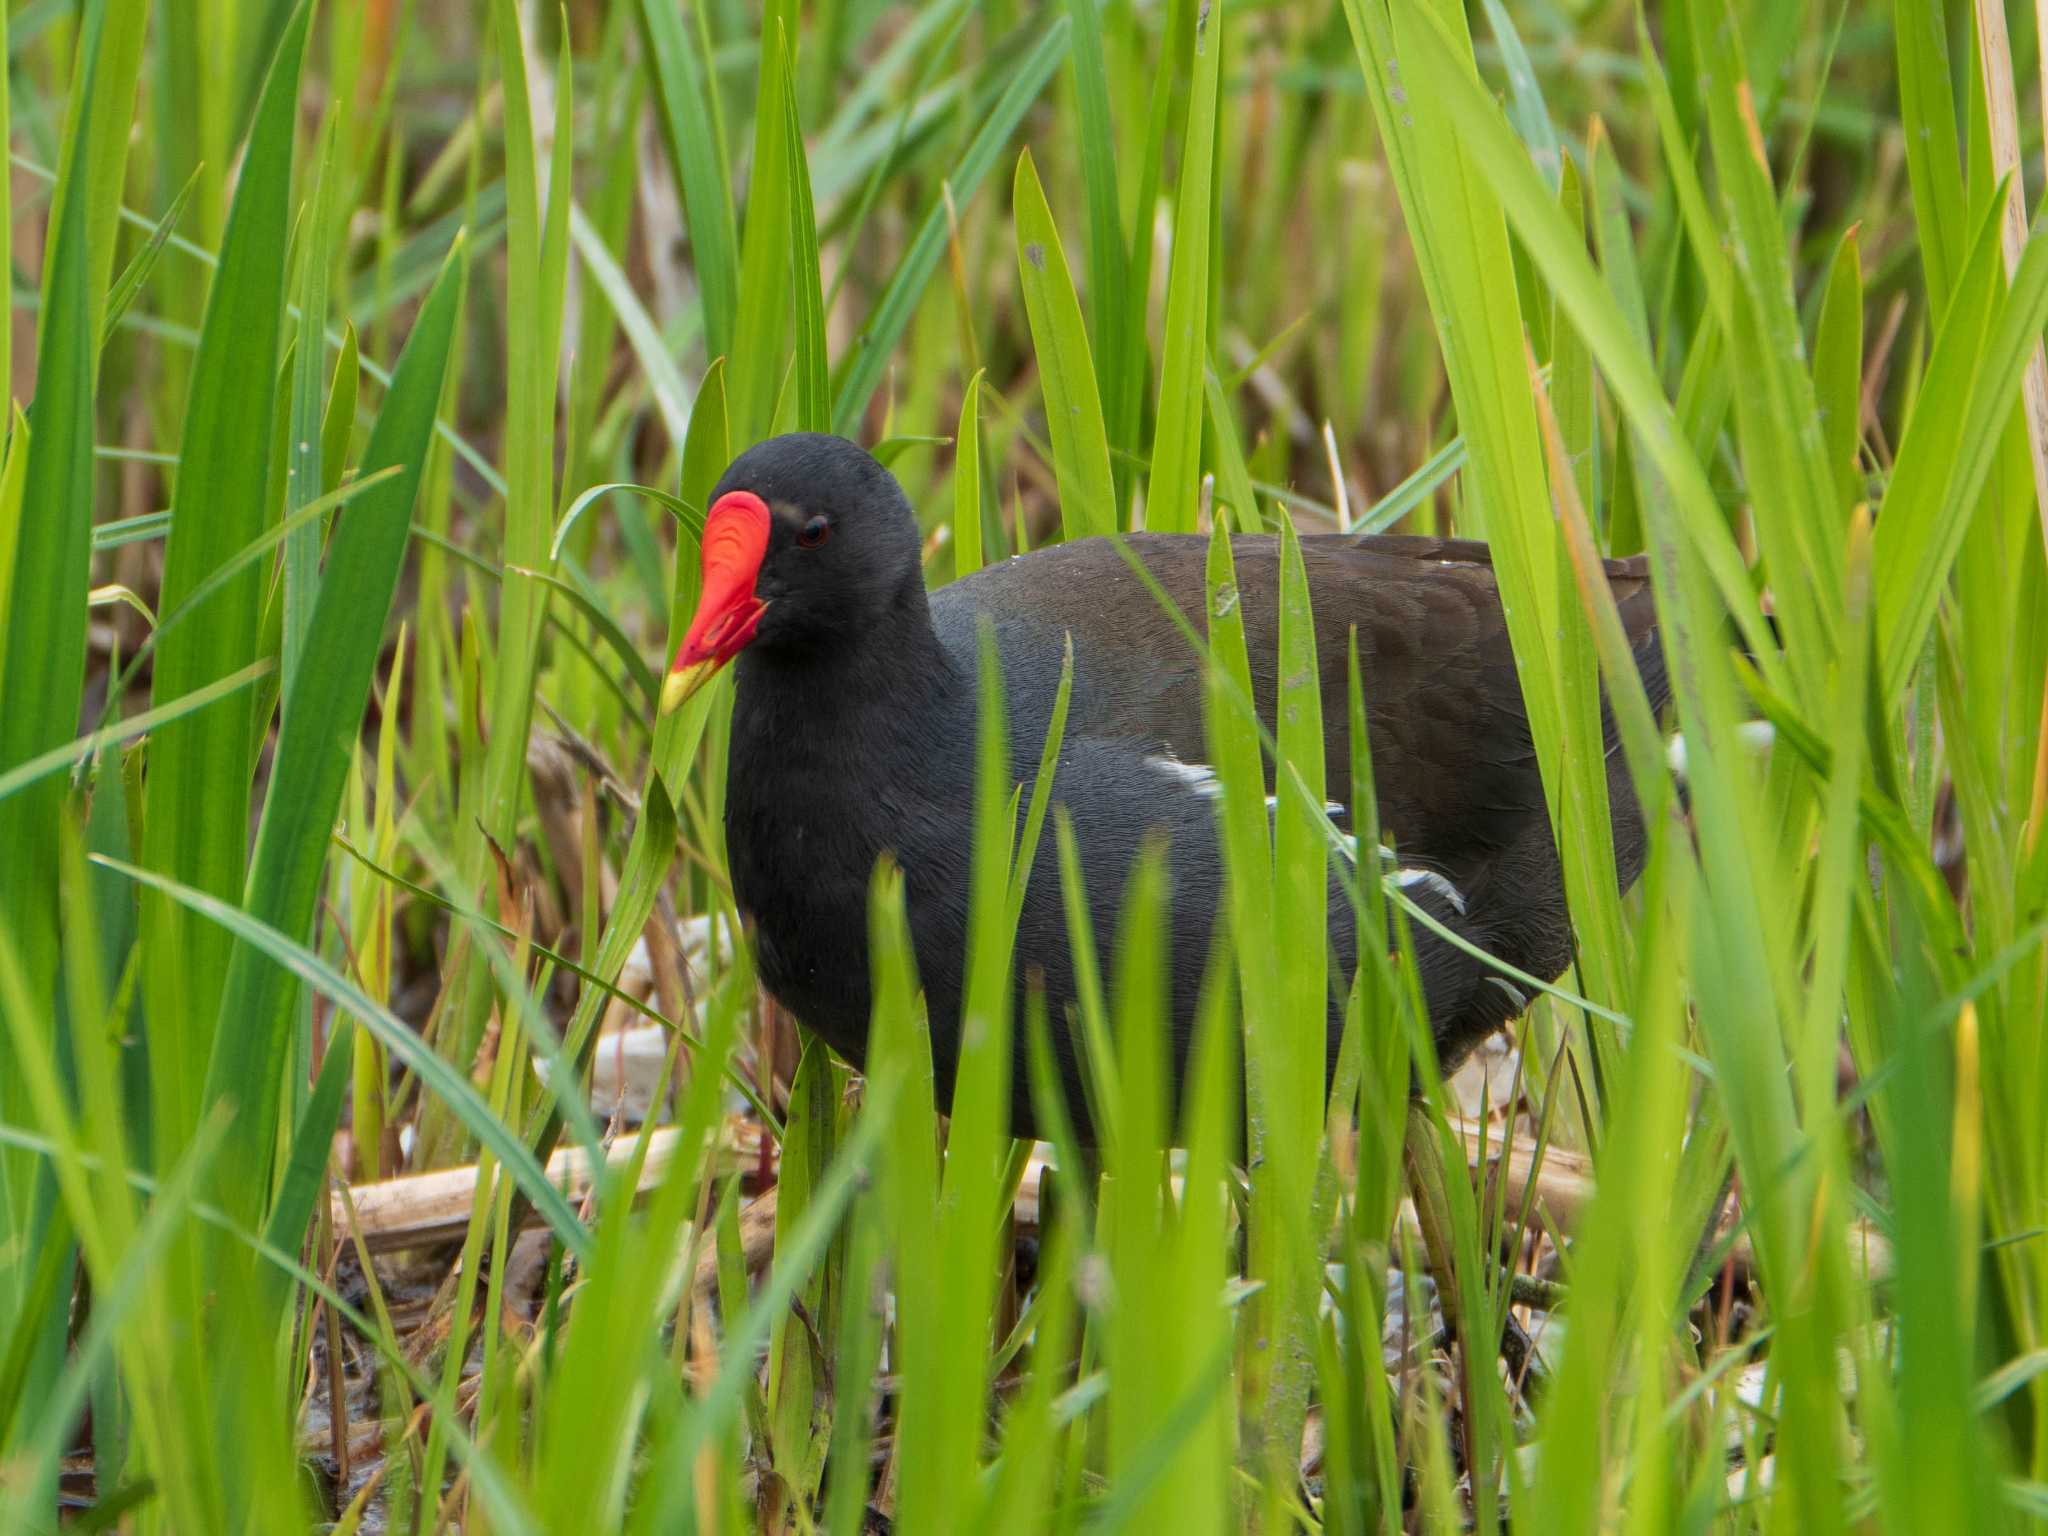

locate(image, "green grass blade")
[[474, 0, 570, 861], [1144, 0, 1222, 534], [864, 851, 946, 1517], [100, 856, 593, 1258], [54, 0, 149, 347], [1893, 0, 1969, 312], [1355, 0, 1776, 675], [1014, 148, 1115, 540], [1549, 155, 1599, 518], [1061, 0, 1130, 511], [1354, 0, 1632, 1048], [953, 368, 985, 577], [982, 1188, 1081, 1536], [781, 24, 829, 435], [519, 775, 680, 1176], [258, 1016, 352, 1271], [1103, 836, 1173, 1521], [1006, 633, 1074, 937], [1201, 372, 1258, 534], [729, 0, 798, 446], [322, 323, 358, 487], [281, 114, 345, 697], [680, 1101, 889, 1474], [1249, 512, 1329, 1512], [636, 0, 739, 362], [0, 415, 25, 621], [830, 17, 1071, 433], [1050, 807, 1119, 1145], [764, 1037, 837, 1513], [899, 625, 1021, 1526], [136, 3, 310, 1155], [1876, 211, 2048, 702], [1194, 514, 1296, 1489], [202, 243, 461, 1228], [1688, 1, 1844, 699], [1478, 0, 1561, 189], [100, 163, 199, 347], [0, 660, 274, 807], [568, 203, 695, 449], [1814, 227, 1865, 509], [1525, 833, 1693, 1536], [554, 482, 704, 560], [0, 2, 7, 394], [509, 564, 660, 709], [0, 11, 103, 1085], [0, 1103, 226, 1528]]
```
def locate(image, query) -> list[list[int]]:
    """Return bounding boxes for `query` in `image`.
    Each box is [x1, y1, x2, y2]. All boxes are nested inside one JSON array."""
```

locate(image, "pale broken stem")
[[1973, 0, 2048, 558], [2040, 0, 2048, 253], [1322, 420, 1351, 533], [1976, 0, 2048, 864], [334, 1119, 1891, 1298]]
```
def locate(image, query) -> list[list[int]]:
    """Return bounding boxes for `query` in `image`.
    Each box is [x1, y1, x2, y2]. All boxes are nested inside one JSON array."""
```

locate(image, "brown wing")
[[1327, 536, 1662, 819], [942, 531, 1662, 891]]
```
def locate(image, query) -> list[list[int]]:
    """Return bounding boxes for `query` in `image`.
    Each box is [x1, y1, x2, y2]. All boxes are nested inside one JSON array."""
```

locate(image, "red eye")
[[797, 516, 831, 549]]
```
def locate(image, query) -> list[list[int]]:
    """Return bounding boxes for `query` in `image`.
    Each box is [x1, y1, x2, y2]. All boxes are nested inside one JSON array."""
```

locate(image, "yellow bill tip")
[[660, 661, 717, 716]]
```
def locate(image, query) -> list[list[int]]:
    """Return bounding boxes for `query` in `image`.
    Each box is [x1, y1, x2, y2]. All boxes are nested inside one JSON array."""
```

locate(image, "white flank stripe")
[[1149, 753, 1344, 817], [1396, 865, 1468, 916], [1147, 752, 1223, 797]]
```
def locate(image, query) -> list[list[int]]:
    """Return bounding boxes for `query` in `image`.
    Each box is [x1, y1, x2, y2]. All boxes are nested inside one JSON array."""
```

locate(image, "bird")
[[662, 433, 1670, 1141]]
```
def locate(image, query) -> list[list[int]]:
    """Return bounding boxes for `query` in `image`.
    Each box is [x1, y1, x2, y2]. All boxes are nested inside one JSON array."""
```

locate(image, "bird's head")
[[662, 433, 922, 713]]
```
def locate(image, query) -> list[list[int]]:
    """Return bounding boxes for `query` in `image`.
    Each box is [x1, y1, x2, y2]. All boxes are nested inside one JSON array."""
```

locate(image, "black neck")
[[733, 570, 966, 745]]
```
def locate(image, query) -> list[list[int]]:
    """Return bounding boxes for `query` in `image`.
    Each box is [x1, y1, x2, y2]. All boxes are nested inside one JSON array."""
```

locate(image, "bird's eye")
[[797, 515, 831, 549]]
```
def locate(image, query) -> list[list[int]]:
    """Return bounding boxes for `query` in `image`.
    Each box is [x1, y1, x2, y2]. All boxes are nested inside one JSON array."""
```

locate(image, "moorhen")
[[663, 434, 1669, 1138]]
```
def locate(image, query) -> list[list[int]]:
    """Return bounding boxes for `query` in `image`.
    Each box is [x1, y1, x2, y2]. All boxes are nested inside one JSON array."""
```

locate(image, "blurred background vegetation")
[[2, 0, 2047, 1530]]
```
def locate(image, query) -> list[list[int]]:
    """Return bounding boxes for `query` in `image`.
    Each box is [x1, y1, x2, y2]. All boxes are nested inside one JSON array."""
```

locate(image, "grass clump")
[[2, 1, 2046, 1531]]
